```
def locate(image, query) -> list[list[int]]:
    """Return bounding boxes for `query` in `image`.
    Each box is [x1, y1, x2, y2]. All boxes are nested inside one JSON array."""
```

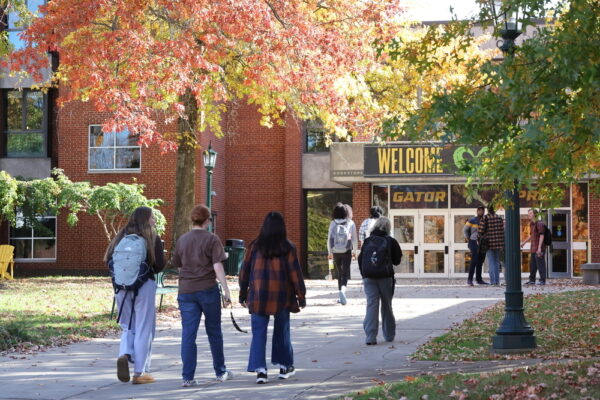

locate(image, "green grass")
[[0, 277, 128, 352], [341, 360, 600, 400], [413, 289, 600, 361]]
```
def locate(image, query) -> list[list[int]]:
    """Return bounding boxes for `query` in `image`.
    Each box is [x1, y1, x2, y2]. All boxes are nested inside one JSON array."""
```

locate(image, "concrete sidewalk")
[[0, 279, 582, 400]]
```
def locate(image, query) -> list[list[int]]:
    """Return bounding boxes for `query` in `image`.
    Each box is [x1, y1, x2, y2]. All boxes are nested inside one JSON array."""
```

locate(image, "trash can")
[[224, 239, 245, 276]]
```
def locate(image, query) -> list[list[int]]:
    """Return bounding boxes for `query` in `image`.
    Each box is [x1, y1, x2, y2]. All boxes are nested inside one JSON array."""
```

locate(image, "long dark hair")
[[104, 206, 156, 265], [253, 211, 292, 259]]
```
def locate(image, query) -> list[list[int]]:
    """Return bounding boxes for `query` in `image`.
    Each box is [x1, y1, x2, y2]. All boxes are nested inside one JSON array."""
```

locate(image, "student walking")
[[105, 206, 165, 384], [358, 206, 383, 247], [479, 205, 504, 285], [171, 204, 234, 387], [358, 217, 401, 345], [239, 211, 306, 384], [327, 202, 358, 305], [521, 209, 548, 285], [463, 206, 489, 286]]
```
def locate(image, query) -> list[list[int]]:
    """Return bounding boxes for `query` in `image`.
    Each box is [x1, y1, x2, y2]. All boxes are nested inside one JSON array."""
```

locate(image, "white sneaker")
[[216, 370, 234, 382], [339, 288, 347, 305], [182, 379, 198, 387]]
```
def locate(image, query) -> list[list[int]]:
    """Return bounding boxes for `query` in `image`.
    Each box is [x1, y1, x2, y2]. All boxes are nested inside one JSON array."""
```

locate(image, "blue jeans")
[[486, 249, 501, 285], [178, 285, 227, 380], [247, 309, 293, 372]]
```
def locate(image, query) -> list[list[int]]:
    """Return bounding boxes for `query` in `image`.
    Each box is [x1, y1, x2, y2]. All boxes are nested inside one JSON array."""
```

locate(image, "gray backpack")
[[332, 221, 350, 253], [108, 234, 151, 327]]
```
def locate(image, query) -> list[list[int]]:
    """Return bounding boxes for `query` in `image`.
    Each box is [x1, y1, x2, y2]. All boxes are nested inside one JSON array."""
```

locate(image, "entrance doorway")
[[548, 210, 571, 277], [391, 211, 448, 277]]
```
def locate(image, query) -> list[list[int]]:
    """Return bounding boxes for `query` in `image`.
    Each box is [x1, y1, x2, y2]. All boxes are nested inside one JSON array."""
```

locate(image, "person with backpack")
[[478, 204, 504, 286], [238, 211, 306, 384], [358, 217, 401, 345], [327, 202, 358, 305], [358, 206, 383, 247], [521, 208, 549, 285], [171, 204, 234, 387], [104, 206, 165, 385]]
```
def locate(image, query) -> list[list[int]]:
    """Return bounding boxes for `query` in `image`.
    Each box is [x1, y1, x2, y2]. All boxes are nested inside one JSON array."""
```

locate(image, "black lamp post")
[[203, 142, 217, 232], [488, 0, 536, 351]]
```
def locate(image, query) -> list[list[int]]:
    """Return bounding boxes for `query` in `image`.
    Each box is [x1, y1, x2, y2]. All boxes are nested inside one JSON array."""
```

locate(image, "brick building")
[[2, 4, 599, 279]]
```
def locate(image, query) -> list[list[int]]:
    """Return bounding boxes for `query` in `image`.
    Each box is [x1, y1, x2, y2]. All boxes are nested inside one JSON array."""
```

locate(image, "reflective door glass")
[[396, 250, 414, 273], [423, 215, 444, 243], [454, 250, 471, 274], [454, 215, 469, 243], [551, 249, 568, 273], [394, 216, 414, 243], [424, 251, 445, 273], [551, 213, 568, 242]]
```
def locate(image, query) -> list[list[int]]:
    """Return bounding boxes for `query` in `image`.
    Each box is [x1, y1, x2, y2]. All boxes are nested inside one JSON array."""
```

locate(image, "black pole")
[[492, 182, 536, 350]]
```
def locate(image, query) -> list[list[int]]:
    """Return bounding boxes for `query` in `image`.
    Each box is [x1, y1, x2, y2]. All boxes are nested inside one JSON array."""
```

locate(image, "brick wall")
[[590, 181, 600, 263], [352, 182, 371, 247]]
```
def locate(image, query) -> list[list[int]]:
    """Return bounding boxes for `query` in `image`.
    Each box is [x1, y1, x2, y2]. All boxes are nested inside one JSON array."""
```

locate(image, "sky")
[[404, 0, 481, 22]]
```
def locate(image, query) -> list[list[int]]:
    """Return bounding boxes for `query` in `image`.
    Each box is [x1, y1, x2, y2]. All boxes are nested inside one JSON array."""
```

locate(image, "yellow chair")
[[0, 245, 15, 280]]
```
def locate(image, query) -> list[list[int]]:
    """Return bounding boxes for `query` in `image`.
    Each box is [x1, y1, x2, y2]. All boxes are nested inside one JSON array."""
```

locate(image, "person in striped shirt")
[[239, 212, 306, 384]]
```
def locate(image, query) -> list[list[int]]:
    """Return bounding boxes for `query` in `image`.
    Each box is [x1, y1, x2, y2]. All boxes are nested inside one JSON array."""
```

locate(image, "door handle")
[[445, 245, 449, 255], [414, 245, 419, 255]]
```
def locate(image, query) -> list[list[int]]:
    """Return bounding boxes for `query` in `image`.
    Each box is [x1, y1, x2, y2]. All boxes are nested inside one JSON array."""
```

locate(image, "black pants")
[[333, 250, 352, 290], [467, 240, 485, 282], [529, 251, 547, 283]]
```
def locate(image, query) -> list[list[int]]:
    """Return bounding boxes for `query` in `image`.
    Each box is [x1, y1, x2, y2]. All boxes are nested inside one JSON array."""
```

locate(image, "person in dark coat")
[[358, 216, 401, 345]]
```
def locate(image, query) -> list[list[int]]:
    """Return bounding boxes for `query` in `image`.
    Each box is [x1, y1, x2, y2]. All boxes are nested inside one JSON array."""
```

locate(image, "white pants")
[[115, 279, 157, 374]]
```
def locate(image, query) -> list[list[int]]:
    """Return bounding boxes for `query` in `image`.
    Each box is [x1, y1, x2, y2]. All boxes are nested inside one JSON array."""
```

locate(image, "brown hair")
[[104, 206, 156, 265], [191, 204, 210, 226]]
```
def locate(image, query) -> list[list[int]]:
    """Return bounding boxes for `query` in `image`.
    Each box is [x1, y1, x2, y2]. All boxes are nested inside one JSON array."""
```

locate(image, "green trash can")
[[224, 239, 245, 276]]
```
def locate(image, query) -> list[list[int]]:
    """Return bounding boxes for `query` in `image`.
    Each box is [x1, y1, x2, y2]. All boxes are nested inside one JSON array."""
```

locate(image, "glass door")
[[548, 211, 571, 277], [392, 212, 417, 277], [421, 211, 448, 277], [450, 212, 473, 277]]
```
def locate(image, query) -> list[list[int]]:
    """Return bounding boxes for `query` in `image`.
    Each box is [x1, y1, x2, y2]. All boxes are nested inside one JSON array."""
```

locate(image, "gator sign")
[[363, 144, 484, 177]]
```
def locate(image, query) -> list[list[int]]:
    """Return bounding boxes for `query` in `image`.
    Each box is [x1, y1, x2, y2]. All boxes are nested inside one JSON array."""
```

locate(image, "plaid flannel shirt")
[[479, 214, 504, 250], [238, 242, 306, 315]]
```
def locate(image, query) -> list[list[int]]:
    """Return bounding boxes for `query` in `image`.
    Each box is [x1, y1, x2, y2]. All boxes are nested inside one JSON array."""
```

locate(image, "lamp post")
[[203, 142, 217, 232], [487, 1, 536, 351]]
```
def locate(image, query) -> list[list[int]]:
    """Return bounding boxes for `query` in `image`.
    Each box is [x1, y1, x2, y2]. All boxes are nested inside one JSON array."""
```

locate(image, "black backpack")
[[543, 225, 552, 247], [360, 235, 393, 278]]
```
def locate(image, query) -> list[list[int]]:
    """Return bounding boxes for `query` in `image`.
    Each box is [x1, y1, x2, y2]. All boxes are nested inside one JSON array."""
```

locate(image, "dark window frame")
[[2, 89, 48, 158]]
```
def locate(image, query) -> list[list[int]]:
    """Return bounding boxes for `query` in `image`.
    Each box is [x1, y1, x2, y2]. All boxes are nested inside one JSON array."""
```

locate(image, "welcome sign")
[[363, 144, 458, 177]]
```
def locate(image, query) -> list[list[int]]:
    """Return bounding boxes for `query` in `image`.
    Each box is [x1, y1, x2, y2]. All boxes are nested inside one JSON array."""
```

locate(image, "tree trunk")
[[170, 90, 200, 256]]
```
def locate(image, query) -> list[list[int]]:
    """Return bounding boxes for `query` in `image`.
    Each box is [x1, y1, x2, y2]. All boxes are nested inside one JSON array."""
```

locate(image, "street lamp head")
[[203, 142, 218, 171], [487, 0, 524, 54]]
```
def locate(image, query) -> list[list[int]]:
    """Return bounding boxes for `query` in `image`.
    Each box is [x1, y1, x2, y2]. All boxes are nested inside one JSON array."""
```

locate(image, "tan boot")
[[132, 374, 155, 384]]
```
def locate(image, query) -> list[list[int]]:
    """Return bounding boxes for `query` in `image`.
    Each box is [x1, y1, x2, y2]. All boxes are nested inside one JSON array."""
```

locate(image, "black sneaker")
[[476, 281, 490, 285], [524, 281, 536, 285], [256, 371, 268, 384], [467, 281, 474, 286], [278, 366, 295, 379]]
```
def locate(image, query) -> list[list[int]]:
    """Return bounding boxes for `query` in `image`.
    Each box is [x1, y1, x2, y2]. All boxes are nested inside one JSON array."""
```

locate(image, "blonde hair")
[[104, 206, 156, 265]]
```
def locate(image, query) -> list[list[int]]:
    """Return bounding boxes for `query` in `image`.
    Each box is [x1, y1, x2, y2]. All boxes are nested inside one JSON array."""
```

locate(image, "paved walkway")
[[0, 278, 586, 400]]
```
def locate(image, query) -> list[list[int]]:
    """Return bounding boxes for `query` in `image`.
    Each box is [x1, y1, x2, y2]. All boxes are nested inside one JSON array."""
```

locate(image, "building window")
[[304, 119, 328, 153], [6, 0, 46, 51], [88, 125, 141, 171], [3, 89, 47, 157], [9, 212, 56, 261]]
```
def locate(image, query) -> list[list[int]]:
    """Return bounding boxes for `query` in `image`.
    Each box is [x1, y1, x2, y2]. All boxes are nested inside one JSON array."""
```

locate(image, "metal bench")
[[109, 269, 179, 319], [581, 263, 600, 285]]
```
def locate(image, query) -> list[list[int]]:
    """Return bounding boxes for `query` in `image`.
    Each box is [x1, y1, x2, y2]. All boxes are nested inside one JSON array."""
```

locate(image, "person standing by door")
[[479, 204, 504, 286], [521, 209, 547, 285], [463, 206, 489, 286], [328, 203, 358, 305]]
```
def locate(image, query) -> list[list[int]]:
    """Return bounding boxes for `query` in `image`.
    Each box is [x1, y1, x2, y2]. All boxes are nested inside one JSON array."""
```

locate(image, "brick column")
[[589, 182, 600, 263], [353, 182, 371, 246]]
